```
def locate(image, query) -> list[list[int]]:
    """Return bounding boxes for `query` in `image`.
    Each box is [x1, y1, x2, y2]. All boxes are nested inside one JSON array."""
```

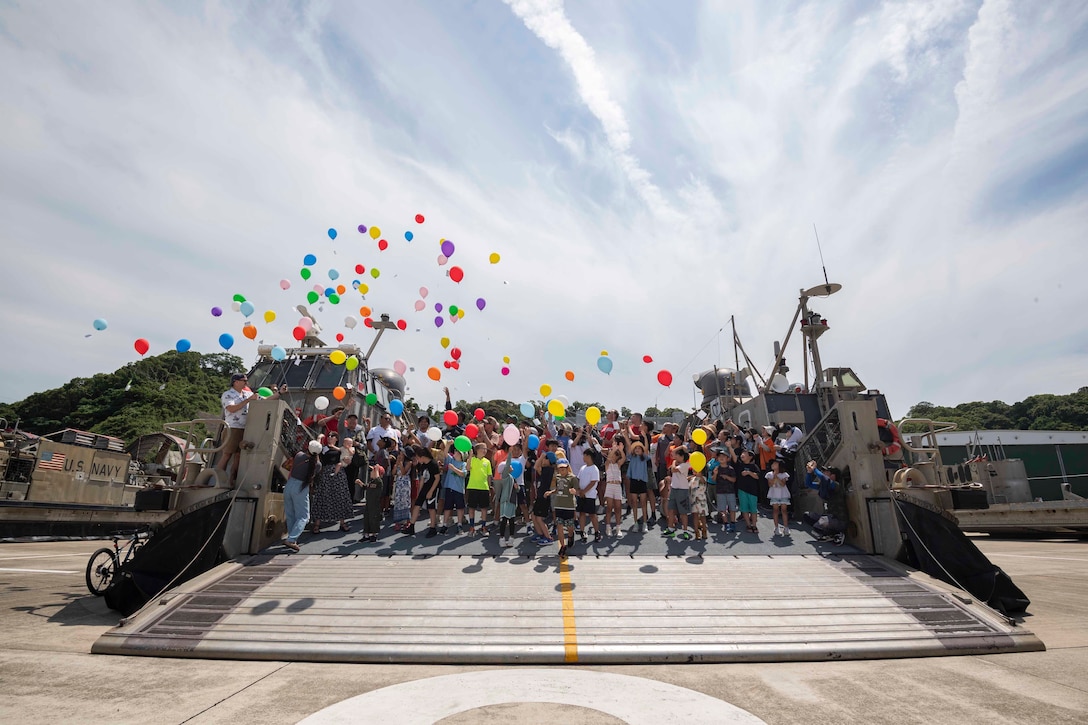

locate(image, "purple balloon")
[[211, 306, 223, 317], [357, 224, 366, 233], [440, 240, 455, 257], [435, 303, 443, 313], [434, 316, 444, 328], [476, 297, 486, 311]]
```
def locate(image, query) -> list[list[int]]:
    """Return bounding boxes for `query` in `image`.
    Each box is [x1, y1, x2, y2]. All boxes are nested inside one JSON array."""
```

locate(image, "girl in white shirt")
[[603, 444, 625, 536], [765, 460, 791, 536]]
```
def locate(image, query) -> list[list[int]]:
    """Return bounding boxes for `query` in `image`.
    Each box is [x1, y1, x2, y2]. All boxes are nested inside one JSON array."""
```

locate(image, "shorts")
[[628, 479, 648, 496], [555, 508, 575, 523], [532, 496, 552, 518], [604, 482, 624, 500], [466, 488, 490, 510], [515, 487, 527, 507], [443, 490, 466, 511], [576, 496, 597, 514], [221, 427, 244, 456], [769, 496, 791, 506], [414, 486, 440, 509], [716, 493, 738, 513], [738, 490, 759, 514], [668, 488, 691, 515]]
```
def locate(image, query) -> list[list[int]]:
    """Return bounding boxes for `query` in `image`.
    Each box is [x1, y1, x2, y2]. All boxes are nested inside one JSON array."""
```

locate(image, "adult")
[[599, 410, 621, 448], [357, 460, 384, 543], [568, 425, 591, 477], [735, 449, 762, 533], [311, 431, 353, 533], [802, 461, 847, 545], [283, 440, 322, 552], [338, 411, 362, 443], [367, 412, 401, 454], [404, 413, 433, 448], [218, 374, 281, 485]]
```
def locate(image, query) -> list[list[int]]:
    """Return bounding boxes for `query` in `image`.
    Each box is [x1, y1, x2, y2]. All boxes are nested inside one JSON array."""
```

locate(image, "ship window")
[[250, 360, 314, 389], [312, 360, 348, 389], [840, 370, 864, 388]]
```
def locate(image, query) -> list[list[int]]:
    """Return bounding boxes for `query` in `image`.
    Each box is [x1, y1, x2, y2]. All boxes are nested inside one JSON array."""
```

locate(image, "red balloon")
[[443, 410, 458, 426], [415, 214, 425, 224], [474, 407, 485, 421], [335, 333, 344, 342], [443, 360, 451, 369], [449, 266, 464, 283], [657, 370, 673, 387], [451, 360, 460, 370], [378, 239, 388, 251], [643, 355, 653, 363], [363, 317, 373, 328], [292, 326, 306, 341], [450, 347, 462, 360], [134, 338, 149, 356], [464, 423, 479, 440], [396, 319, 407, 330], [355, 264, 365, 274]]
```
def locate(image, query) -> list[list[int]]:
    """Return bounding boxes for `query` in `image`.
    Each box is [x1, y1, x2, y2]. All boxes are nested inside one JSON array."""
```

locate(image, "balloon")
[[328, 269, 340, 280], [378, 239, 388, 251], [328, 294, 341, 305], [257, 387, 273, 398], [366, 226, 380, 239], [345, 356, 359, 370], [426, 426, 442, 442], [263, 310, 276, 323], [358, 225, 366, 234], [527, 434, 540, 451], [280, 279, 291, 290], [292, 326, 305, 340], [389, 399, 404, 417], [585, 406, 601, 426], [332, 386, 346, 400], [300, 268, 312, 280], [307, 291, 319, 304], [437, 254, 448, 266], [565, 370, 575, 382], [547, 399, 565, 417], [397, 319, 407, 330], [503, 424, 520, 445], [329, 350, 347, 365], [464, 423, 479, 440], [270, 345, 286, 361], [359, 306, 372, 317], [489, 252, 500, 264], [304, 254, 317, 266], [449, 305, 459, 316], [597, 356, 613, 375], [451, 360, 460, 370], [454, 435, 472, 453], [415, 213, 425, 223], [370, 268, 380, 279], [510, 460, 524, 478], [233, 294, 246, 303], [440, 337, 450, 349], [93, 318, 108, 331], [434, 303, 443, 313], [474, 407, 485, 421], [393, 359, 407, 375], [231, 301, 242, 313], [344, 316, 357, 329], [503, 356, 510, 364], [176, 339, 191, 353], [434, 316, 444, 328], [364, 317, 373, 328], [476, 298, 486, 311], [457, 308, 465, 319], [600, 350, 609, 356], [443, 410, 458, 426], [451, 347, 462, 361], [366, 393, 378, 405], [428, 367, 442, 382], [328, 228, 337, 240], [540, 384, 552, 397], [404, 231, 413, 241], [419, 286, 428, 298], [242, 325, 257, 340], [501, 366, 510, 376], [314, 395, 329, 411], [449, 266, 464, 283], [692, 428, 708, 446], [299, 317, 313, 330], [414, 300, 425, 311], [211, 307, 223, 317], [689, 451, 707, 473], [441, 240, 455, 257], [130, 338, 149, 356], [218, 333, 234, 350], [657, 370, 673, 387], [336, 284, 346, 295]]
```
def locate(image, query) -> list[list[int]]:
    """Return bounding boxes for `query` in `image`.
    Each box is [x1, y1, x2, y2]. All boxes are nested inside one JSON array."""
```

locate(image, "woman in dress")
[[311, 431, 354, 533]]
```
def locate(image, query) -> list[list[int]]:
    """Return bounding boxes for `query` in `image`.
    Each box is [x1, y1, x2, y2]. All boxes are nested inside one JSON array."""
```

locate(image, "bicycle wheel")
[[85, 548, 118, 596]]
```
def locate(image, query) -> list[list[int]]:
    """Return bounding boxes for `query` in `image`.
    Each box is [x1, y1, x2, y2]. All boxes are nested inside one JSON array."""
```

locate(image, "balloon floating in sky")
[[240, 301, 255, 318], [540, 384, 552, 397], [414, 300, 425, 311], [600, 350, 609, 356], [389, 399, 404, 417], [328, 269, 340, 280], [503, 356, 510, 364], [476, 298, 486, 311], [304, 254, 317, 266], [565, 370, 575, 382], [359, 306, 371, 317], [270, 345, 286, 361], [355, 264, 365, 274], [280, 279, 291, 290], [643, 355, 653, 364], [449, 305, 459, 316], [597, 356, 613, 375], [440, 240, 455, 257], [93, 318, 108, 331], [218, 333, 234, 350], [428, 367, 441, 381], [437, 254, 448, 266], [489, 252, 500, 264], [292, 326, 306, 340], [134, 338, 150, 356], [300, 268, 312, 280], [393, 359, 407, 375], [307, 291, 319, 304], [345, 356, 359, 370], [415, 213, 425, 223], [434, 316, 444, 328], [370, 268, 380, 279], [176, 339, 191, 353], [657, 369, 673, 387], [404, 231, 413, 242], [232, 294, 246, 303], [449, 266, 464, 283], [358, 225, 366, 234], [501, 366, 510, 376], [378, 239, 388, 251], [419, 286, 428, 298], [335, 333, 344, 342], [520, 402, 535, 418], [242, 324, 257, 340], [396, 319, 407, 330], [328, 228, 337, 240], [211, 307, 223, 317], [369, 226, 381, 240]]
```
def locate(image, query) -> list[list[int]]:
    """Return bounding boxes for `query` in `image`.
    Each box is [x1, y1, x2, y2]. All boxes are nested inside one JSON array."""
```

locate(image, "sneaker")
[[727, 523, 735, 534], [594, 531, 602, 543], [783, 526, 792, 537], [580, 532, 587, 544], [401, 527, 415, 537], [638, 521, 645, 533], [438, 525, 448, 535], [425, 527, 437, 539], [679, 531, 693, 541], [833, 533, 846, 546], [661, 528, 675, 538], [502, 537, 512, 548]]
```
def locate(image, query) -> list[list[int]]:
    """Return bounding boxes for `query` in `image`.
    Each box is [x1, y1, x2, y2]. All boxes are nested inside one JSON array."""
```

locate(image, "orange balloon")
[[564, 370, 575, 382], [332, 386, 346, 400], [427, 367, 441, 381], [336, 284, 346, 295], [359, 306, 372, 317], [242, 325, 257, 340]]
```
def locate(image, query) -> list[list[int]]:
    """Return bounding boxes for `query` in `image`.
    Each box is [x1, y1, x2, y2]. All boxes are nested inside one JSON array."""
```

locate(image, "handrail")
[[895, 418, 958, 454], [162, 418, 228, 457]]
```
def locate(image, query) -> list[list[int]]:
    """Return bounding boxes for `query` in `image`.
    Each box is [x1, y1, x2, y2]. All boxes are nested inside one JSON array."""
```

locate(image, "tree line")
[[905, 387, 1088, 431]]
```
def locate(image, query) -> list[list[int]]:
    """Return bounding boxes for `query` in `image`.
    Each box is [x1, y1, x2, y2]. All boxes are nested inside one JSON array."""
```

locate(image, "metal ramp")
[[92, 551, 1041, 663]]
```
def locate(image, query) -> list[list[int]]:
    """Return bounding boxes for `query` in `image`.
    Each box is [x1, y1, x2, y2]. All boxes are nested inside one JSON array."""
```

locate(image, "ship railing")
[[896, 418, 958, 467], [161, 418, 230, 483]]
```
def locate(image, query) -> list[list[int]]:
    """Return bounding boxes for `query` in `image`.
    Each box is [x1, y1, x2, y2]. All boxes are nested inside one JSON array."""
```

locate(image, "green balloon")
[[328, 293, 340, 304], [454, 435, 472, 453], [449, 305, 459, 315], [366, 393, 377, 405], [257, 387, 273, 398], [300, 268, 312, 280], [307, 291, 319, 304], [232, 294, 246, 303]]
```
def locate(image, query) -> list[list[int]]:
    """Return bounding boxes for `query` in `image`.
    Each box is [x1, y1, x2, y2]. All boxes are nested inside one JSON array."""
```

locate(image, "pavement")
[[0, 535, 1086, 724]]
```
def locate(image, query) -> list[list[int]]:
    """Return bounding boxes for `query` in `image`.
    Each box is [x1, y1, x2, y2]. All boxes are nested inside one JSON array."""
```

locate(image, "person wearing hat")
[[283, 440, 322, 552], [544, 458, 578, 559], [218, 373, 282, 486], [622, 433, 653, 532]]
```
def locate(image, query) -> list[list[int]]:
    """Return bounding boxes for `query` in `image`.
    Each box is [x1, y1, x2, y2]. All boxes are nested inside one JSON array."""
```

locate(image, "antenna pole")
[[813, 224, 830, 287]]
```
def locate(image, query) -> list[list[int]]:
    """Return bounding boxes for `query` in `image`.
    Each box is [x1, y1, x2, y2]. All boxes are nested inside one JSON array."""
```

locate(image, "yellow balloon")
[[358, 284, 369, 295], [540, 384, 552, 398], [547, 399, 565, 417], [440, 337, 450, 349], [692, 428, 708, 446], [585, 406, 601, 426], [263, 310, 276, 324], [345, 356, 359, 371], [369, 226, 381, 239], [502, 356, 510, 364], [689, 451, 707, 473], [489, 252, 500, 264], [329, 350, 346, 365], [457, 308, 465, 318], [600, 350, 608, 356]]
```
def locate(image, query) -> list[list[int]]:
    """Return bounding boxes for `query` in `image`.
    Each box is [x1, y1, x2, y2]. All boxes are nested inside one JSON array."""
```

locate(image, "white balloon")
[[314, 396, 330, 411], [230, 301, 242, 312], [344, 316, 357, 330], [426, 426, 442, 442]]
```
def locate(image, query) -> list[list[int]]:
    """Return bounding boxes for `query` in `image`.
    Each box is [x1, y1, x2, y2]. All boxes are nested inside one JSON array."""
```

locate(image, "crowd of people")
[[271, 387, 849, 556]]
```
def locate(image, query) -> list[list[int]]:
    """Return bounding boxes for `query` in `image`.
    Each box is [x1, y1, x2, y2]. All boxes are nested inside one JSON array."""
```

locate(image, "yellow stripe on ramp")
[[558, 560, 578, 662]]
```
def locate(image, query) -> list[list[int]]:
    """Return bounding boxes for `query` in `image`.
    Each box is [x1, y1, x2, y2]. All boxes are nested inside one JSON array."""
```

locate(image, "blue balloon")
[[597, 355, 613, 375], [303, 253, 317, 266], [328, 228, 337, 240], [404, 231, 414, 241], [218, 333, 234, 350], [270, 345, 286, 361], [239, 301, 255, 318], [519, 402, 535, 418], [324, 287, 335, 297], [92, 318, 108, 331], [389, 399, 404, 417], [175, 339, 191, 353], [328, 269, 340, 280], [527, 434, 540, 451], [510, 460, 524, 478]]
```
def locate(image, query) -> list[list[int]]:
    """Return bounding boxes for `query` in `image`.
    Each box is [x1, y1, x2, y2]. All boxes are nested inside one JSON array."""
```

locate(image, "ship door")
[[866, 498, 893, 556]]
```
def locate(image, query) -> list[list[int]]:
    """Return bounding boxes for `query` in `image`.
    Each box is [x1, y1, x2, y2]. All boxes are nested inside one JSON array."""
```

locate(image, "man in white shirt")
[[575, 448, 602, 543], [218, 373, 281, 484], [367, 412, 401, 453]]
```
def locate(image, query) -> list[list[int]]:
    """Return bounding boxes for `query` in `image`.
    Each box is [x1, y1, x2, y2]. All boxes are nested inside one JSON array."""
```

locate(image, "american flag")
[[38, 450, 66, 471]]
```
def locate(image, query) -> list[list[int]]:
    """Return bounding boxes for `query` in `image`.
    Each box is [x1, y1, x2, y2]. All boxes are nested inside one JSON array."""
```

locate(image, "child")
[[465, 443, 492, 535], [736, 449, 761, 534], [623, 438, 653, 532], [440, 443, 467, 534], [713, 449, 739, 533], [357, 462, 384, 543], [602, 444, 625, 536], [689, 470, 709, 540], [391, 446, 413, 532], [661, 447, 692, 540], [766, 459, 792, 536], [576, 448, 602, 543], [496, 459, 517, 547], [545, 459, 578, 559]]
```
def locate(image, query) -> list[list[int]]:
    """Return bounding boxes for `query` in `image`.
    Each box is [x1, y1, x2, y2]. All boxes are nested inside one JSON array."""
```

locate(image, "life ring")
[[877, 418, 902, 457]]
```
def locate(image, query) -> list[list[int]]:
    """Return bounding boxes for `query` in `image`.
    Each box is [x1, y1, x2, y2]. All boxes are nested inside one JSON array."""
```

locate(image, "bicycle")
[[85, 528, 151, 596]]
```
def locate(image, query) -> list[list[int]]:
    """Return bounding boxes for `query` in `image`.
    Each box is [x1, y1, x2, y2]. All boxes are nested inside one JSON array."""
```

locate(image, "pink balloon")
[[437, 254, 448, 266], [414, 300, 425, 311], [299, 317, 313, 330], [419, 287, 428, 298], [279, 279, 291, 290], [313, 284, 323, 293], [393, 359, 407, 376], [501, 366, 510, 376]]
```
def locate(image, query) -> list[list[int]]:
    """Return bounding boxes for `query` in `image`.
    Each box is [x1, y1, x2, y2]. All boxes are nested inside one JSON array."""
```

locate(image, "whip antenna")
[[813, 223, 830, 289]]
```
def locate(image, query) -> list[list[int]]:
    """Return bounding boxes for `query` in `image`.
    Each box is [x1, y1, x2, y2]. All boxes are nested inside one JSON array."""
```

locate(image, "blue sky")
[[1, 0, 1086, 417]]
